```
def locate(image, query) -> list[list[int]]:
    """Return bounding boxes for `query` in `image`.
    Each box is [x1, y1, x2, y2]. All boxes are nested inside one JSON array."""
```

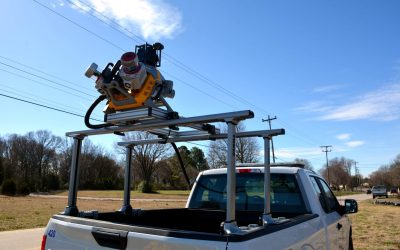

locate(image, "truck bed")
[[52, 209, 317, 239]]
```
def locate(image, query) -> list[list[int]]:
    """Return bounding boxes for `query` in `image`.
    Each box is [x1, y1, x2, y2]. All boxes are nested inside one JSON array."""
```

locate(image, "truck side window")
[[310, 177, 328, 213], [318, 179, 339, 213]]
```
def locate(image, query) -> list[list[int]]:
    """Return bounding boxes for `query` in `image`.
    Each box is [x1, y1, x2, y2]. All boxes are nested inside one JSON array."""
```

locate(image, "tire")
[[373, 195, 375, 199], [386, 195, 388, 198]]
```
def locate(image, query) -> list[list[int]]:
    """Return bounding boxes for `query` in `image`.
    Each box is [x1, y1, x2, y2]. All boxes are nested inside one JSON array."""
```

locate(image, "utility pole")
[[262, 115, 277, 163], [354, 161, 360, 191], [320, 145, 332, 184]]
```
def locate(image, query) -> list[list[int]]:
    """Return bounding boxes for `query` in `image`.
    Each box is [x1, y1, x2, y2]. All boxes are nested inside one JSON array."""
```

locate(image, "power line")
[[0, 67, 93, 101], [65, 0, 145, 45], [33, 0, 126, 52], [0, 92, 102, 122], [0, 55, 94, 92], [0, 61, 96, 98], [0, 83, 102, 120], [162, 71, 241, 110]]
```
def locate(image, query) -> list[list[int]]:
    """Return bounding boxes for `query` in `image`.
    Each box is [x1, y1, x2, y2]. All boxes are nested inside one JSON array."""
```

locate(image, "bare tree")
[[320, 157, 353, 189], [207, 123, 260, 168], [26, 130, 62, 190], [120, 132, 170, 193], [369, 155, 400, 188], [294, 158, 314, 171]]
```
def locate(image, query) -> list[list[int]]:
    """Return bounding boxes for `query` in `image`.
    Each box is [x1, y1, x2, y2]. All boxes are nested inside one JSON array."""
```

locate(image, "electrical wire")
[[162, 71, 241, 110], [32, 0, 126, 52], [0, 83, 102, 120], [0, 67, 92, 101], [0, 61, 95, 98], [0, 55, 94, 92], [0, 92, 102, 122]]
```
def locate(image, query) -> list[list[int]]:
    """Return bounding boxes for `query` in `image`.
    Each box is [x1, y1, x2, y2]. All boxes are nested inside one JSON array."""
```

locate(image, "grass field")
[[1, 194, 399, 250], [0, 194, 186, 231], [348, 200, 400, 250]]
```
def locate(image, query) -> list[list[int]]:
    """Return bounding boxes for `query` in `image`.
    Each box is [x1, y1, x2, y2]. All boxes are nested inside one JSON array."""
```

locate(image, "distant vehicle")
[[371, 185, 388, 199], [390, 187, 398, 194], [366, 189, 371, 194]]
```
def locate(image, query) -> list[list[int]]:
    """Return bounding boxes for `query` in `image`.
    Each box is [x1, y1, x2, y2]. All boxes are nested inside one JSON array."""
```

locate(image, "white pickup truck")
[[42, 164, 357, 250], [41, 110, 358, 250]]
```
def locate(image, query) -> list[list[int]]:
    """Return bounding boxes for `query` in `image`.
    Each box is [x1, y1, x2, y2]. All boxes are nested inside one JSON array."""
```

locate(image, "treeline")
[[319, 155, 400, 189], [368, 154, 400, 188], [0, 130, 210, 195], [0, 131, 124, 195]]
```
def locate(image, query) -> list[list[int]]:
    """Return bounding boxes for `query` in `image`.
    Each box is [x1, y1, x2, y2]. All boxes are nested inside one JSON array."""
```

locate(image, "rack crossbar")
[[118, 129, 285, 146], [66, 110, 253, 138]]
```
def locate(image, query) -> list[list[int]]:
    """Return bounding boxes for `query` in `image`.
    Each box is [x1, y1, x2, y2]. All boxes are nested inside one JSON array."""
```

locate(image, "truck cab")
[[186, 165, 357, 250]]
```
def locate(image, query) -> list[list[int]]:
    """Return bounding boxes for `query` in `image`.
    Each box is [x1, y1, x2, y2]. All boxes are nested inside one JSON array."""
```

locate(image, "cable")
[[0, 67, 92, 101], [0, 61, 95, 98], [0, 55, 94, 92], [0, 92, 102, 122], [33, 0, 126, 52], [84, 95, 111, 129], [0, 83, 102, 120], [65, 0, 145, 45], [171, 142, 191, 189], [162, 71, 241, 110]]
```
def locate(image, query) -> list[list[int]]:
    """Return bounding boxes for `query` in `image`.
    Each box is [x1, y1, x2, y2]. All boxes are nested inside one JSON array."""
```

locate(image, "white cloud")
[[313, 84, 343, 93], [336, 133, 350, 140], [300, 84, 400, 121], [295, 101, 333, 113], [69, 0, 183, 40], [345, 140, 365, 148], [273, 147, 322, 159]]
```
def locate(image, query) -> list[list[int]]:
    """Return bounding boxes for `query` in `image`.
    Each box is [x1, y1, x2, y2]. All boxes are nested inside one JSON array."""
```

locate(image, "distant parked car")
[[390, 187, 398, 194], [371, 185, 388, 199], [366, 189, 371, 194]]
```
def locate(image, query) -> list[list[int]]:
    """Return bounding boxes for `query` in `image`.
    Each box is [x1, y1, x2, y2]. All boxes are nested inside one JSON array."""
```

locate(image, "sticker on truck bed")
[[47, 229, 56, 238]]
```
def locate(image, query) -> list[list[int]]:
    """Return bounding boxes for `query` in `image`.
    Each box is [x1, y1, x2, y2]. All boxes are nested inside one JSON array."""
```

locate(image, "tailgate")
[[44, 216, 227, 250]]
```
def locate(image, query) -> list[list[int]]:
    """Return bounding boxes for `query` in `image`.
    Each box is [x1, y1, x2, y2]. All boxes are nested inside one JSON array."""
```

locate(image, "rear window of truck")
[[189, 173, 308, 213]]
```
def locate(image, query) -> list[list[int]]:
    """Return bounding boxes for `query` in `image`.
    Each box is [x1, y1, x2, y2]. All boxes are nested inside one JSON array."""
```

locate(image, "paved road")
[[0, 228, 44, 250], [336, 193, 371, 204]]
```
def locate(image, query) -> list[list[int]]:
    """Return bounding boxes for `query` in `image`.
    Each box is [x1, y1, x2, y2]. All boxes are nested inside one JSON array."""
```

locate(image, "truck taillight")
[[41, 235, 47, 250], [237, 169, 261, 173]]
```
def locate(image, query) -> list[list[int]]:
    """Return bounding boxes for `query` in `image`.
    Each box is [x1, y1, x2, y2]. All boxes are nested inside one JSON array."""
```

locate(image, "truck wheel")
[[373, 195, 375, 199], [386, 195, 388, 198]]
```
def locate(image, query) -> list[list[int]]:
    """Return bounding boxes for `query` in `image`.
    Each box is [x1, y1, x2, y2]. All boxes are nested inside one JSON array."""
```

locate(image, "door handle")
[[336, 223, 342, 230]]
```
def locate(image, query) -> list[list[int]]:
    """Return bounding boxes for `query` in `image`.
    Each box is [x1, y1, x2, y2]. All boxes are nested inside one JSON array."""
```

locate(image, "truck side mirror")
[[344, 199, 358, 214]]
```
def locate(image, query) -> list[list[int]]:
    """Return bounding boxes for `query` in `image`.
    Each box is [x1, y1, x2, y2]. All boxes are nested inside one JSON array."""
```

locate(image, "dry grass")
[[348, 200, 400, 250], [0, 195, 186, 231]]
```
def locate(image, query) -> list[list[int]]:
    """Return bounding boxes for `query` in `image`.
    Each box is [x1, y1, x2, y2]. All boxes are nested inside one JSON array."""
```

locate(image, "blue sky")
[[1, 0, 399, 176]]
